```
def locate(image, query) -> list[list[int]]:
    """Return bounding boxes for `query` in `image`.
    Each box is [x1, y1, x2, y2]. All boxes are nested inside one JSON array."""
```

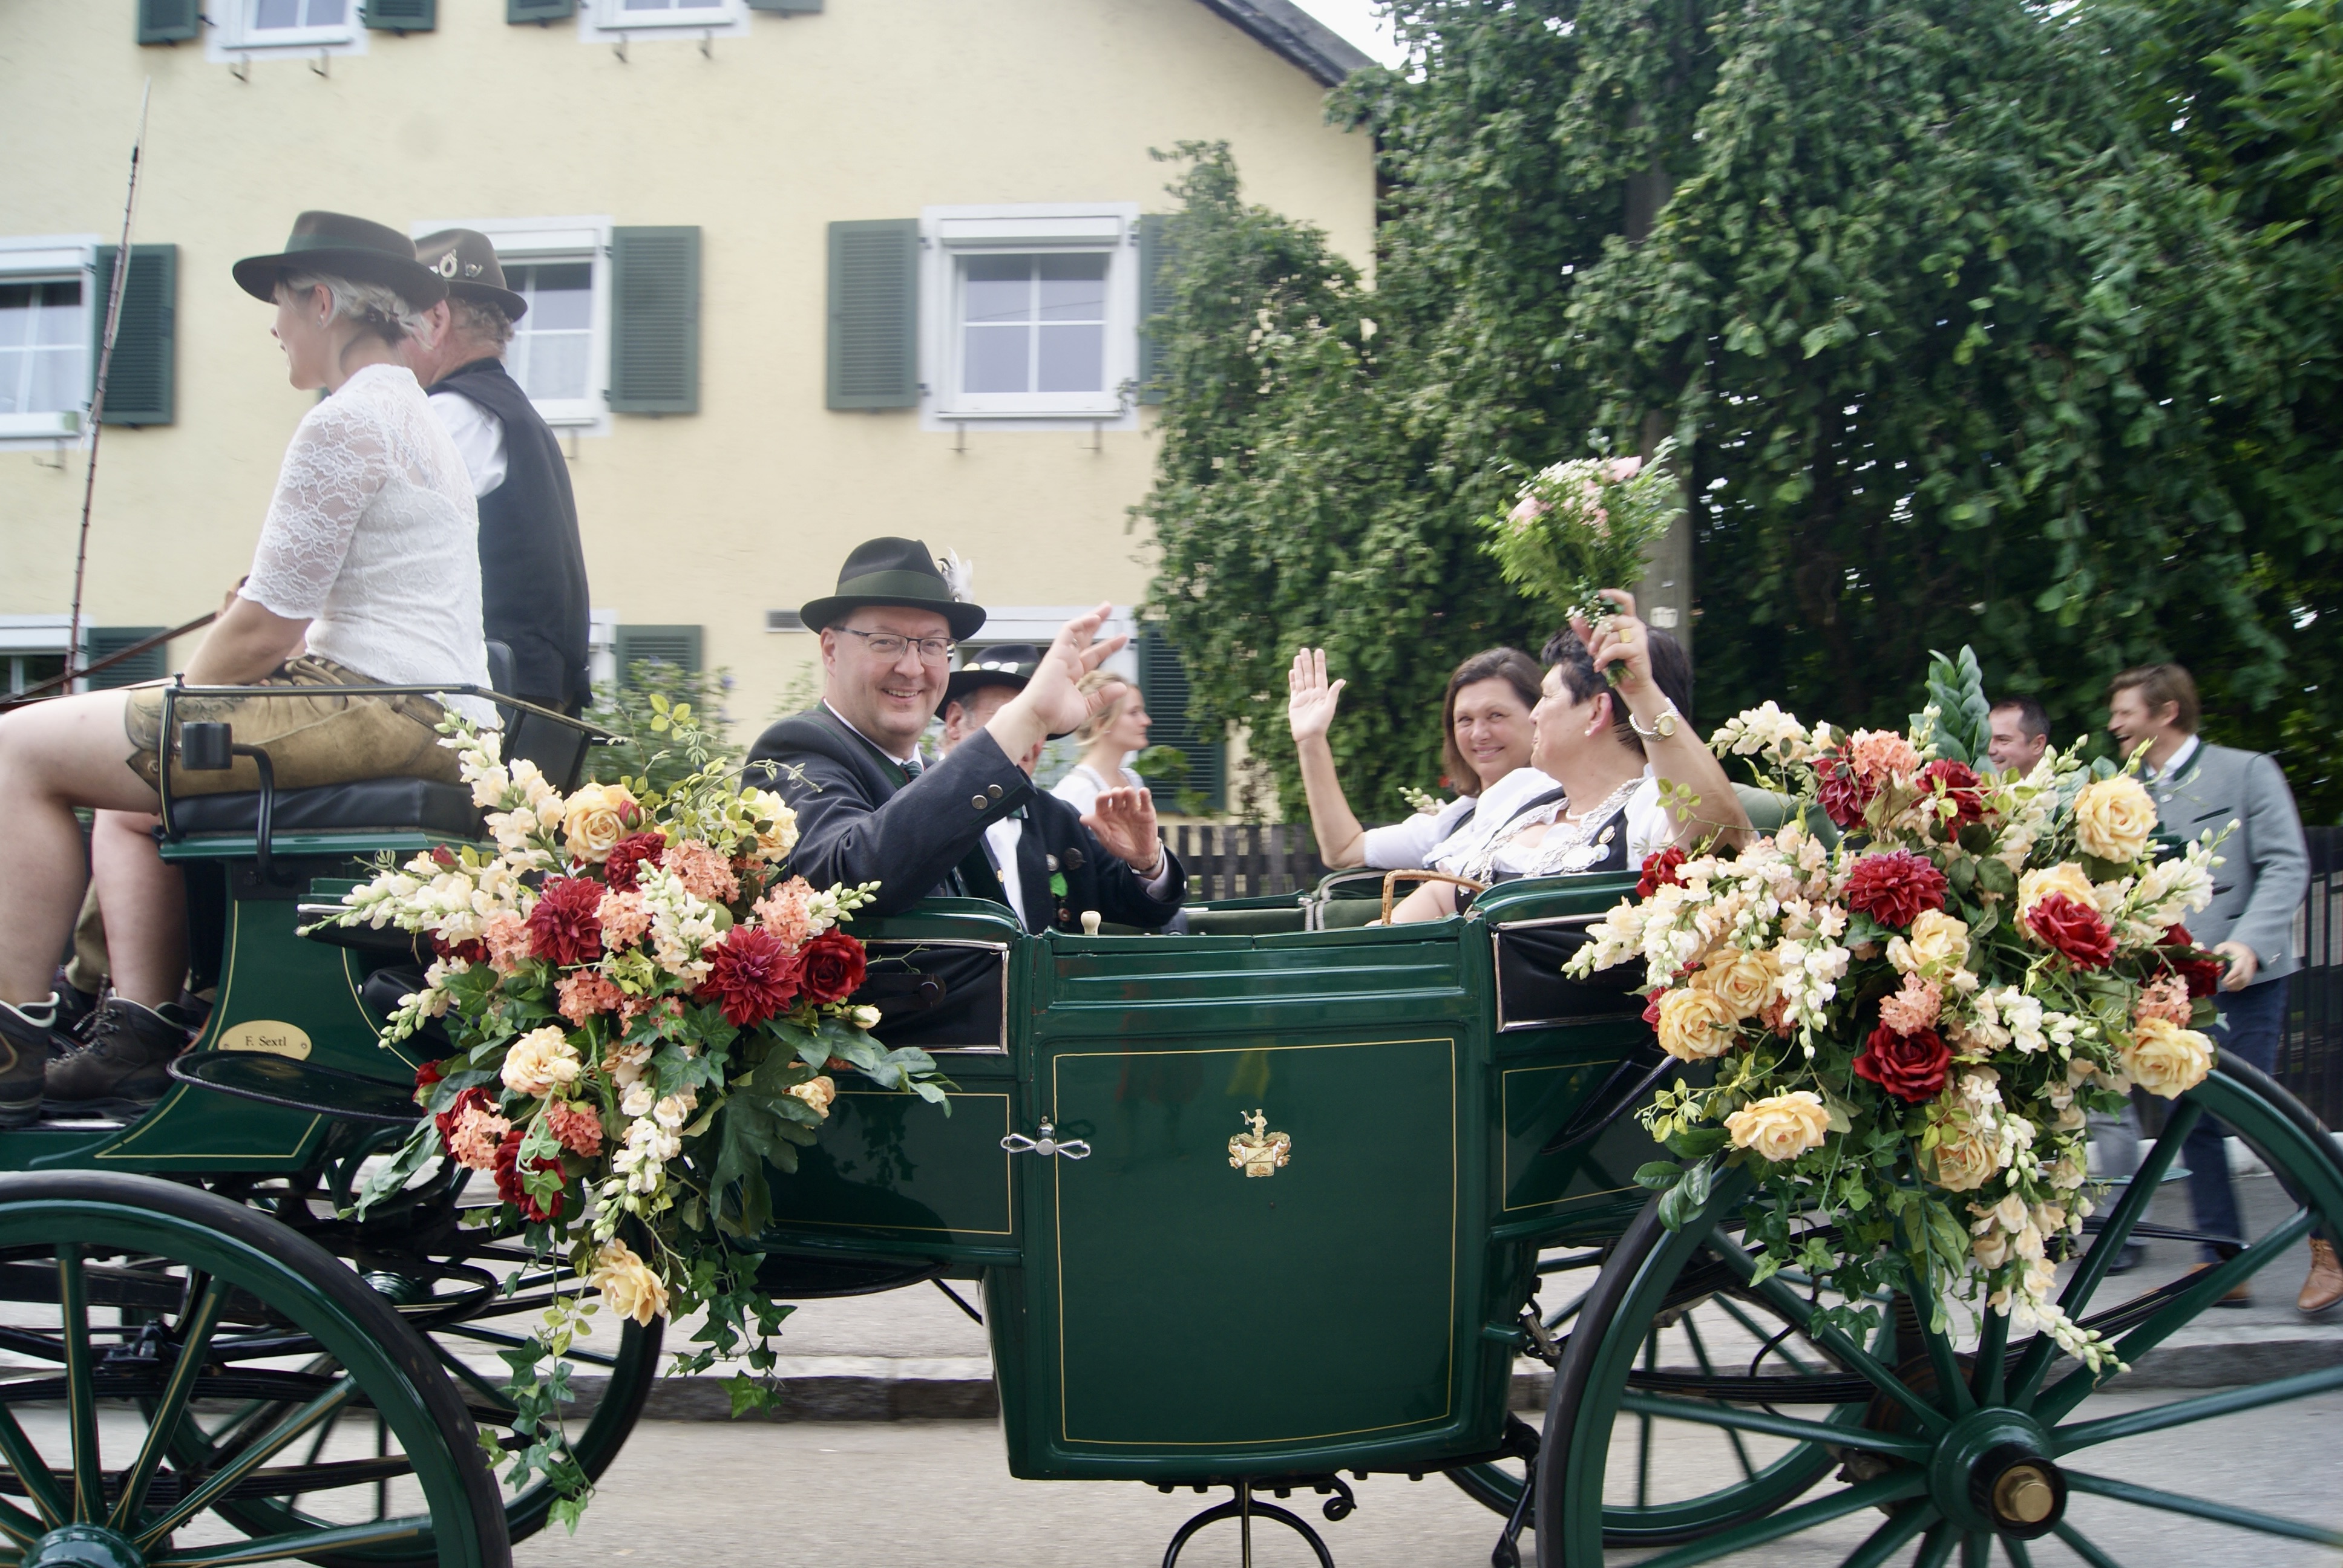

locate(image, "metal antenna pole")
[[66, 78, 152, 690]]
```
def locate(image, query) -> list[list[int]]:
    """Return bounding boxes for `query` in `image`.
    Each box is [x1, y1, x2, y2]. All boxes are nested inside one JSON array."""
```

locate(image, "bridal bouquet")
[[320, 696, 948, 1519], [1567, 652, 2229, 1367], [1483, 436, 1685, 672]]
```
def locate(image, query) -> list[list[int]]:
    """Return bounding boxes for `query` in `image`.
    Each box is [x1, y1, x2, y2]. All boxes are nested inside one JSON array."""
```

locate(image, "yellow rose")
[[2120, 1016, 2214, 1099], [2073, 775, 2157, 863], [1927, 1119, 2004, 1193], [1656, 987, 1740, 1062], [1691, 949, 1778, 1021], [1901, 909, 1971, 973], [588, 1240, 671, 1326], [499, 1026, 582, 1099], [2017, 861, 2098, 916], [739, 787, 801, 863], [1725, 1091, 1831, 1163], [562, 782, 638, 864], [790, 1074, 837, 1114]]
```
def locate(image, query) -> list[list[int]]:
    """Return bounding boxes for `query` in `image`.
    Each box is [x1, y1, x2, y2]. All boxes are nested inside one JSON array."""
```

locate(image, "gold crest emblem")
[[1228, 1108, 1291, 1178]]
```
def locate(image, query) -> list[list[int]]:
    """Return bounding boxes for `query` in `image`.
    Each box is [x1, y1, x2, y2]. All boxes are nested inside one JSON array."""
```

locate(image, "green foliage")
[[583, 660, 739, 793], [1131, 743, 1191, 788], [1917, 646, 1993, 771], [1140, 0, 2343, 818]]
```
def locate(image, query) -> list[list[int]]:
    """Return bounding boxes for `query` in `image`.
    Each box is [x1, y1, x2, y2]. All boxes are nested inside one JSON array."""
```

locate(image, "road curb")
[[571, 1331, 2343, 1423]]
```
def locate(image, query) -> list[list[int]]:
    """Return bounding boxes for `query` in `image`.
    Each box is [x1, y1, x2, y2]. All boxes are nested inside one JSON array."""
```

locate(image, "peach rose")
[[790, 1075, 837, 1114], [1657, 987, 1740, 1062], [562, 782, 638, 864], [1725, 1091, 1830, 1163], [2120, 1016, 2214, 1099], [1927, 1119, 2003, 1193], [588, 1240, 670, 1326], [500, 1026, 583, 1099], [1890, 909, 1971, 975], [2074, 775, 2157, 863], [1692, 949, 1778, 1022], [739, 787, 801, 864]]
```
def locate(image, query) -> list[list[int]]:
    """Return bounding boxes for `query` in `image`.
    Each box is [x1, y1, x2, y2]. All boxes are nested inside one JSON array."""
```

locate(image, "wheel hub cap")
[[22, 1523, 146, 1568], [1928, 1409, 2067, 1540]]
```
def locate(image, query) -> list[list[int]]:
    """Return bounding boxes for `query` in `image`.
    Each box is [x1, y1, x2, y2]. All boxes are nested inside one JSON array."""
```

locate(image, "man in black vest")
[[405, 230, 592, 714], [746, 538, 1158, 918]]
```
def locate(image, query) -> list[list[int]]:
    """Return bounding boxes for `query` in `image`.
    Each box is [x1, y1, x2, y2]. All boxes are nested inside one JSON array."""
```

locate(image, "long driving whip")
[[65, 78, 152, 688]]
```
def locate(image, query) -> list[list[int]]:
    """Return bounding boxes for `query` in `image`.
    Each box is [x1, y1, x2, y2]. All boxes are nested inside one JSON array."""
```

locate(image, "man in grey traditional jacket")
[[2108, 663, 2333, 1313]]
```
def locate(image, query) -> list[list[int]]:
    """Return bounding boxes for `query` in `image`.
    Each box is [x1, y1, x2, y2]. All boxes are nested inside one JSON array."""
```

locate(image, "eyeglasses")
[[836, 628, 957, 663]]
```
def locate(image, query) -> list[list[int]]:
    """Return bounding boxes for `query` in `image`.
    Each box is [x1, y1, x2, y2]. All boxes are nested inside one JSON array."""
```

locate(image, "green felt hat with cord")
[[801, 537, 986, 642]]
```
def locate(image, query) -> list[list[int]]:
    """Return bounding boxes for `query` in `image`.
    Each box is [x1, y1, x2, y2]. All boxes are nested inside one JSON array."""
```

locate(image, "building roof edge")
[[1190, 0, 1377, 88]]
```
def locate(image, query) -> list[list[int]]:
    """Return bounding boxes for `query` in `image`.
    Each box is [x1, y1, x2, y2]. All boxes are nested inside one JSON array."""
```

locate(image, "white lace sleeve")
[[240, 396, 392, 621]]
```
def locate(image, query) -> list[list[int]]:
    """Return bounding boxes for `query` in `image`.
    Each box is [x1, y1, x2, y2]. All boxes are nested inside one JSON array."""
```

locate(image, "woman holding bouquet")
[[0, 212, 491, 1122], [1287, 645, 1553, 872], [1389, 593, 1750, 923]]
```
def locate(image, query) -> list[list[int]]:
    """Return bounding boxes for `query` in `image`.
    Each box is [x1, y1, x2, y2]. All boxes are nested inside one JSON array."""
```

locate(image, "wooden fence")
[[1167, 824, 1327, 901]]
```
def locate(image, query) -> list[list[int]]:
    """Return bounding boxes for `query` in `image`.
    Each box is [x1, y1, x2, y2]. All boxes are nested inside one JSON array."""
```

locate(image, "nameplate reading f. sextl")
[[220, 1021, 313, 1060]]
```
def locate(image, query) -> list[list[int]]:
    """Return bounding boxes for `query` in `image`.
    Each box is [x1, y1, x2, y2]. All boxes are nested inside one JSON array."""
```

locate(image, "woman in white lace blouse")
[[0, 212, 491, 1120]]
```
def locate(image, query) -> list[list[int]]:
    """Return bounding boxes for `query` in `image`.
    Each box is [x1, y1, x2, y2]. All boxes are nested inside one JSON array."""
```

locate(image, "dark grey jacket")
[[1008, 788, 1186, 933], [2148, 740, 2309, 982]]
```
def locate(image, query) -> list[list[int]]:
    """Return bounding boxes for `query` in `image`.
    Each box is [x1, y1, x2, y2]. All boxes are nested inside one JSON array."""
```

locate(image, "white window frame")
[[209, 0, 367, 57], [410, 216, 614, 433], [0, 236, 99, 445], [0, 617, 74, 697], [582, 0, 751, 39], [922, 203, 1141, 426]]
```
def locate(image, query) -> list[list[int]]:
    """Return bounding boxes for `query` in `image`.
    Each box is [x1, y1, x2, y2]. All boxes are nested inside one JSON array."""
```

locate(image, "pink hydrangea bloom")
[[754, 877, 818, 948], [482, 910, 532, 976], [2133, 974, 2192, 1029], [545, 1099, 605, 1158], [1847, 728, 1922, 785], [1879, 973, 1943, 1036], [448, 1103, 511, 1171], [557, 970, 626, 1026], [662, 840, 741, 905], [597, 890, 650, 949]]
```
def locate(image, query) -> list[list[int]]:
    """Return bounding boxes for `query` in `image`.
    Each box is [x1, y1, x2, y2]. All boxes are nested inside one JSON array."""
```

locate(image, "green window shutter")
[[364, 0, 436, 30], [1138, 630, 1225, 811], [507, 0, 575, 19], [1137, 214, 1179, 405], [138, 0, 201, 44], [613, 626, 703, 687], [90, 244, 176, 427], [608, 227, 701, 416], [746, 0, 823, 10], [827, 219, 920, 410], [85, 627, 168, 690]]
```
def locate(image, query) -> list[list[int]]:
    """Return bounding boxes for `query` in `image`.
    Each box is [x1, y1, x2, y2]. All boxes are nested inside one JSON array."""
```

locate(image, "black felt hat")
[[801, 537, 986, 642], [413, 228, 528, 321], [233, 211, 447, 307], [936, 644, 1043, 719]]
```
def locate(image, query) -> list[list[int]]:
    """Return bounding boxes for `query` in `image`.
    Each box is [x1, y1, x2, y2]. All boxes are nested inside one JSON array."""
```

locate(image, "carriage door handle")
[[1002, 1120, 1090, 1160]]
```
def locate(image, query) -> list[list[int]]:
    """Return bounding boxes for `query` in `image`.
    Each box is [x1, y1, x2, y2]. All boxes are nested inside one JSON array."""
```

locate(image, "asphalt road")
[[511, 1388, 2343, 1567]]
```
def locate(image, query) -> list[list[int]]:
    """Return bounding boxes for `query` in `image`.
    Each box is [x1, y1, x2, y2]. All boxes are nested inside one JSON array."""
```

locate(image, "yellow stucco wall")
[[0, 0, 1372, 737]]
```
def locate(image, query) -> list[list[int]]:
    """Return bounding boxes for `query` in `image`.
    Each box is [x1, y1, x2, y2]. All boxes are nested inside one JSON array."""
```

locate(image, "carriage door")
[[1001, 927, 1483, 1482]]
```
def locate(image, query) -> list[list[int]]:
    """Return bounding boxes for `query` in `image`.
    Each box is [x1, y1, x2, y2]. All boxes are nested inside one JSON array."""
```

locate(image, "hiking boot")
[[0, 999, 71, 1127], [43, 999, 195, 1120], [2186, 1261, 2253, 1307], [48, 972, 100, 1043], [2298, 1239, 2343, 1317]]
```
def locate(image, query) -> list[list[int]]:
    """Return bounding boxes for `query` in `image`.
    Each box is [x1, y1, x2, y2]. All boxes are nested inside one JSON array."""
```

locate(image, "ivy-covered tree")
[[1141, 0, 2343, 822]]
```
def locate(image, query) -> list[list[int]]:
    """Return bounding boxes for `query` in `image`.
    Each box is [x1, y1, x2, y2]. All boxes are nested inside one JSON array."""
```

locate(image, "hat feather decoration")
[[939, 550, 977, 604]]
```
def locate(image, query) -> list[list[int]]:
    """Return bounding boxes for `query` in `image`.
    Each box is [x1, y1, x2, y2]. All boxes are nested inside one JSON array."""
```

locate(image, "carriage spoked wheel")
[[0, 1170, 506, 1567], [1536, 1059, 2343, 1567], [1446, 1240, 1889, 1560]]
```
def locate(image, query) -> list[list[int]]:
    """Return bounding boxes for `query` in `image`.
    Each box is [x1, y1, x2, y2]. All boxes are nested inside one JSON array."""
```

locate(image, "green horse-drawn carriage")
[[1, 689, 2339, 1568]]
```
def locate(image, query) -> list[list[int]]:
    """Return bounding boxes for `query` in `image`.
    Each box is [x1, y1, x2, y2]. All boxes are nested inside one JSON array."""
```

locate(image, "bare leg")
[[91, 812, 182, 1008], [0, 691, 159, 1005]]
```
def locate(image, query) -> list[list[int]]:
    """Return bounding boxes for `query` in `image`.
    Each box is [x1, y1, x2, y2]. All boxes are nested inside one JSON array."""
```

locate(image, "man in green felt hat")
[[747, 539, 1158, 918]]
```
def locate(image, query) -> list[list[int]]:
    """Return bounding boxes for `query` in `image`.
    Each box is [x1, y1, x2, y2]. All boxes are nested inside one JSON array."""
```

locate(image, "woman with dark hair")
[[0, 213, 492, 1122], [1287, 645, 1553, 871], [1390, 592, 1751, 923]]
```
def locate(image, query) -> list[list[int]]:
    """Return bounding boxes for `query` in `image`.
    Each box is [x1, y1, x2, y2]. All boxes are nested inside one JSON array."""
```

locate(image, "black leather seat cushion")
[[171, 777, 484, 838]]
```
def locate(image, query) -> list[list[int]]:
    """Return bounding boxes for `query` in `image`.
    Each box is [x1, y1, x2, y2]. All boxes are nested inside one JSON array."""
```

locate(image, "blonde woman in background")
[[1052, 669, 1152, 818]]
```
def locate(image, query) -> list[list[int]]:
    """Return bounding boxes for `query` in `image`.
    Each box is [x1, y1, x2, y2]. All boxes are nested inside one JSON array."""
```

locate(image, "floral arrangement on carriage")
[[1567, 650, 2231, 1369], [316, 695, 948, 1517]]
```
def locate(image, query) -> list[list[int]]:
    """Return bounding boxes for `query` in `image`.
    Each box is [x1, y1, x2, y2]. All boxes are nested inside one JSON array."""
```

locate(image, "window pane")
[[965, 325, 1030, 394], [518, 333, 589, 402], [303, 0, 346, 22], [27, 343, 87, 414], [1038, 253, 1108, 323], [963, 255, 1031, 328], [33, 281, 82, 345], [253, 0, 303, 28], [0, 286, 33, 351], [623, 0, 675, 10], [517, 263, 592, 332], [1037, 324, 1104, 393]]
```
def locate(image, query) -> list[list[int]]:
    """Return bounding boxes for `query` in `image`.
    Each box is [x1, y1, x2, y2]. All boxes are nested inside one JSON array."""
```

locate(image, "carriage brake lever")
[[1001, 1120, 1090, 1160]]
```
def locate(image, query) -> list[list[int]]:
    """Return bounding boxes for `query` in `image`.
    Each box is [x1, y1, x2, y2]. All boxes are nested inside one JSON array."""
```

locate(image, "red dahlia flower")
[[702, 926, 804, 1027], [525, 877, 605, 966], [1853, 1022, 1951, 1102], [601, 831, 669, 893], [1920, 759, 1987, 832], [797, 928, 870, 1006], [1844, 851, 1949, 929], [1637, 847, 1689, 900], [2025, 893, 2115, 970], [1817, 746, 1880, 829], [415, 1058, 445, 1092], [492, 1126, 566, 1223], [430, 933, 488, 965], [2161, 924, 2227, 998]]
